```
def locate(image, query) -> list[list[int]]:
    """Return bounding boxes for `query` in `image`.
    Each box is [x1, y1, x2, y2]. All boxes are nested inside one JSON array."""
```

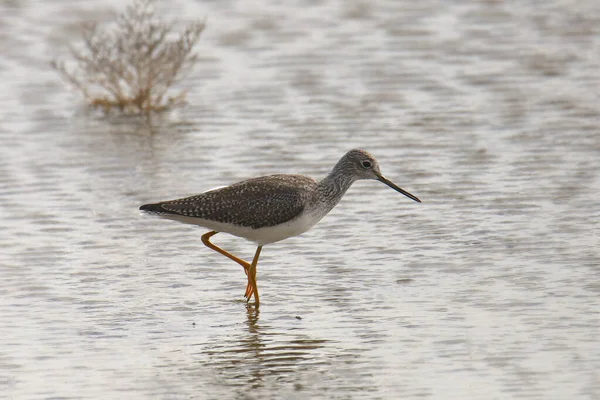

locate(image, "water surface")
[[0, 0, 599, 399]]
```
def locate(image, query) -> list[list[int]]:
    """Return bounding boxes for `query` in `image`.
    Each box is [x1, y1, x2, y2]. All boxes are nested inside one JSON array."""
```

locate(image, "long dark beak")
[[377, 175, 421, 203]]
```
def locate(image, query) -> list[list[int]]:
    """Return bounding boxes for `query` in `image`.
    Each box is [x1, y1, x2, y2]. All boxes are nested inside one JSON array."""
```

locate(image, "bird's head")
[[342, 149, 421, 203]]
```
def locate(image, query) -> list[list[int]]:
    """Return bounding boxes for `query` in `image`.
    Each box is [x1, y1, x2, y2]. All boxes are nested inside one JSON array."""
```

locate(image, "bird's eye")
[[362, 161, 372, 168]]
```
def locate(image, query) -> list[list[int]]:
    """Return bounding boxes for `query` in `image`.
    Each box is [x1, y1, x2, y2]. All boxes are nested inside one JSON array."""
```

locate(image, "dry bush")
[[52, 0, 204, 116]]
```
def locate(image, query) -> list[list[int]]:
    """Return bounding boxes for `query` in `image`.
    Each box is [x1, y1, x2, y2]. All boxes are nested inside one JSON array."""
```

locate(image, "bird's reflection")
[[201, 304, 328, 390], [245, 303, 260, 332], [240, 304, 264, 388]]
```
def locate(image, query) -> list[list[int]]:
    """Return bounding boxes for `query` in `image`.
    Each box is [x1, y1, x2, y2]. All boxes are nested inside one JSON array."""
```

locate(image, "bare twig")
[[52, 0, 204, 115]]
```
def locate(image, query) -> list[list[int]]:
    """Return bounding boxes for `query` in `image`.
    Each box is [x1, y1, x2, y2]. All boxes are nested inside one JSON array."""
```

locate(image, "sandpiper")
[[140, 149, 421, 307]]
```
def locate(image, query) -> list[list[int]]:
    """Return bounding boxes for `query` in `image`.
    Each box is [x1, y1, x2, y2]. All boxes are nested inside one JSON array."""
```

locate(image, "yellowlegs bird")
[[140, 149, 420, 307]]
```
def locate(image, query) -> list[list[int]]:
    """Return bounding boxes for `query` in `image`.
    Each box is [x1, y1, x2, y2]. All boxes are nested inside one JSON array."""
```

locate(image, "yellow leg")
[[201, 231, 262, 304], [201, 231, 251, 270], [245, 274, 254, 299], [248, 246, 262, 307]]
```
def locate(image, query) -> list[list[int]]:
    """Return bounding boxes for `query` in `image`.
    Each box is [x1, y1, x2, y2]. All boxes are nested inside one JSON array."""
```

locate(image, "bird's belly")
[[155, 211, 323, 245]]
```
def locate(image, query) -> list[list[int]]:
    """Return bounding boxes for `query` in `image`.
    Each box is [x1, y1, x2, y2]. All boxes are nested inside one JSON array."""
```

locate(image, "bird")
[[139, 149, 421, 307]]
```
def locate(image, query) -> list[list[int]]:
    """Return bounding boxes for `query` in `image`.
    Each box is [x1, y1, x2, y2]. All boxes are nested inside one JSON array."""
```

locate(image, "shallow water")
[[1, 0, 599, 399]]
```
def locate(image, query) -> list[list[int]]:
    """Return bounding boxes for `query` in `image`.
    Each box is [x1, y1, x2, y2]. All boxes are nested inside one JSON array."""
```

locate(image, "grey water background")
[[1, 0, 599, 399]]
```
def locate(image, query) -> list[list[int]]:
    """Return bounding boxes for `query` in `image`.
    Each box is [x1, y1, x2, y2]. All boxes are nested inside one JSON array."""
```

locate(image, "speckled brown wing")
[[141, 175, 317, 229]]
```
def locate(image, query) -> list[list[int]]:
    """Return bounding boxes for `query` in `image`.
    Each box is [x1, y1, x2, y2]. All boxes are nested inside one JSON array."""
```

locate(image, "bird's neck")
[[314, 165, 357, 212]]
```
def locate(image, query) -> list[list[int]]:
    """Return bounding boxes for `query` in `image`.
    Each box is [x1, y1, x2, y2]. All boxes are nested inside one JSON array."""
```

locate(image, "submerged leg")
[[248, 246, 263, 306]]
